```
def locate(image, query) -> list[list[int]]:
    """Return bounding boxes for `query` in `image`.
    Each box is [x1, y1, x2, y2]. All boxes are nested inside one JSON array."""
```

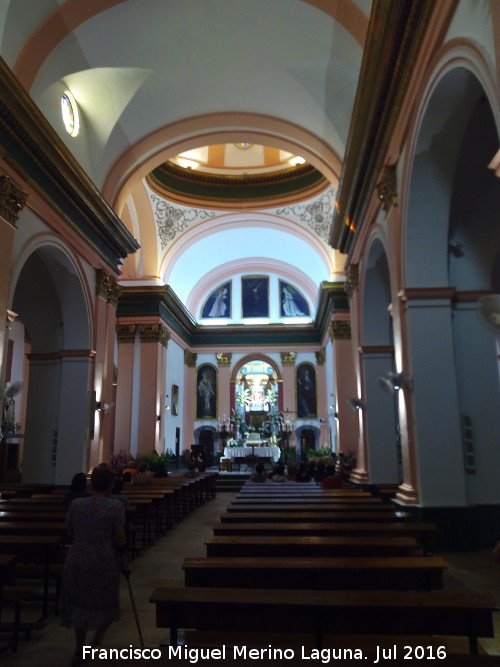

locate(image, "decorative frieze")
[[138, 323, 170, 346], [280, 351, 296, 366], [216, 352, 232, 367], [96, 269, 122, 307], [376, 163, 398, 213], [329, 320, 351, 340], [315, 348, 326, 365], [116, 324, 137, 343], [184, 350, 197, 367], [0, 174, 27, 227], [344, 264, 359, 299]]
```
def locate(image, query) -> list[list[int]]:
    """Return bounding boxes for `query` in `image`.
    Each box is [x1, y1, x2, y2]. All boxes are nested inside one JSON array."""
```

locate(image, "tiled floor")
[[1, 485, 500, 666]]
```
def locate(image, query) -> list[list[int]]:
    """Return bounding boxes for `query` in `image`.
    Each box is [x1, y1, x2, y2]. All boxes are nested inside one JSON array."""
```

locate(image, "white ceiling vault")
[[1, 0, 373, 319]]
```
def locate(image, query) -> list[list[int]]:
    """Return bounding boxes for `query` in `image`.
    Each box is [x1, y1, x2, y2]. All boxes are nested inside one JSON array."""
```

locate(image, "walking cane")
[[124, 570, 145, 647]]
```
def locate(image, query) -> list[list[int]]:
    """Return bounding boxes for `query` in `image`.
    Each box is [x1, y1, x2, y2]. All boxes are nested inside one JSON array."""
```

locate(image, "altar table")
[[223, 446, 280, 462]]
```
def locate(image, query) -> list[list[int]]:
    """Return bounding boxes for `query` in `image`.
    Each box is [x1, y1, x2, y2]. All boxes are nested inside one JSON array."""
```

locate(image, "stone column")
[[136, 323, 169, 457], [360, 345, 401, 484], [91, 270, 121, 467], [114, 324, 137, 459], [315, 348, 329, 446], [329, 319, 362, 466], [216, 352, 232, 451], [182, 351, 197, 452], [396, 287, 466, 506]]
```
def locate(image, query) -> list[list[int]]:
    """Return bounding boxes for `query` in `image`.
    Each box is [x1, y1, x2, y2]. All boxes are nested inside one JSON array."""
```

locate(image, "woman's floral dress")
[[60, 496, 125, 630]]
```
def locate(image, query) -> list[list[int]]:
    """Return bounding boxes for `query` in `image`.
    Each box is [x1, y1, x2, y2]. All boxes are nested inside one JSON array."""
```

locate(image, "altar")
[[223, 445, 280, 463]]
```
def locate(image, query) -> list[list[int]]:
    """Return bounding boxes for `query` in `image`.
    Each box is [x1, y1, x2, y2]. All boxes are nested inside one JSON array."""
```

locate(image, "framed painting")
[[171, 384, 179, 416], [242, 276, 269, 318], [196, 364, 217, 419], [202, 282, 231, 319], [296, 362, 317, 418], [279, 281, 310, 317]]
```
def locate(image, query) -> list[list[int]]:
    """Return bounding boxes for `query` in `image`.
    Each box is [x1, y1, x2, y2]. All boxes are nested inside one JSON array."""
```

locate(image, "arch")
[[10, 239, 93, 486], [401, 42, 500, 288], [161, 210, 334, 293], [231, 354, 283, 383], [104, 114, 342, 213]]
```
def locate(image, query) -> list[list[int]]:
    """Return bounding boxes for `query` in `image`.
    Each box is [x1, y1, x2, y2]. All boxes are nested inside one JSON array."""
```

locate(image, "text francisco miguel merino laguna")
[[83, 644, 447, 663]]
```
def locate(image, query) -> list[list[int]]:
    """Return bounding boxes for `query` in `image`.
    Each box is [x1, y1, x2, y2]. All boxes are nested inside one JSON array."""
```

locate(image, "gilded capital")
[[280, 351, 296, 367], [184, 350, 197, 367], [116, 324, 137, 343], [0, 174, 27, 227], [96, 269, 122, 307], [216, 352, 232, 367], [138, 323, 170, 346], [329, 320, 351, 340], [315, 348, 326, 365], [376, 163, 398, 214], [344, 264, 359, 299]]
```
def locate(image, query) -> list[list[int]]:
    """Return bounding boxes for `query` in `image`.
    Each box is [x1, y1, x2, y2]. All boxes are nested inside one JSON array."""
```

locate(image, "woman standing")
[[60, 466, 127, 665]]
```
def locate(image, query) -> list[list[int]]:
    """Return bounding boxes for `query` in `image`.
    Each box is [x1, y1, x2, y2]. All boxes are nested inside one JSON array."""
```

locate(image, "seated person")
[[63, 472, 90, 507], [122, 461, 138, 480], [184, 462, 199, 478], [110, 478, 129, 505], [247, 462, 271, 484], [269, 463, 286, 483], [133, 462, 152, 485]]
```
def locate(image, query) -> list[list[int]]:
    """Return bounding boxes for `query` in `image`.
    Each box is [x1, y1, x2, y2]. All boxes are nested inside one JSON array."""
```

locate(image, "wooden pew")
[[230, 496, 384, 505], [204, 535, 420, 558], [238, 487, 372, 496], [149, 586, 496, 653], [220, 510, 412, 523], [226, 502, 398, 513], [0, 535, 63, 618], [211, 521, 437, 554], [183, 555, 447, 591]]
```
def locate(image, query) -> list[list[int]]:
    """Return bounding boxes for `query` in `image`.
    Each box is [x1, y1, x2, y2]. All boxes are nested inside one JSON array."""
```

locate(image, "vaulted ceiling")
[[1, 0, 373, 319]]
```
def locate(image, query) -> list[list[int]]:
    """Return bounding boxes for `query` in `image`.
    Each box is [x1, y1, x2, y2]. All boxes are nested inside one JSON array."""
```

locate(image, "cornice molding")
[[330, 0, 437, 254], [398, 287, 456, 302]]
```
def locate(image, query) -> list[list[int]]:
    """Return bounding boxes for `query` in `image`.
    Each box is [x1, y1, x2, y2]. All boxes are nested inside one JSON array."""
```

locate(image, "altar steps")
[[215, 473, 248, 493]]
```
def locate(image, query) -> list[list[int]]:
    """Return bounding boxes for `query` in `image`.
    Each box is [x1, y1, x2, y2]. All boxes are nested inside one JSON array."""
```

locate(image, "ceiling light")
[[289, 156, 306, 166], [177, 158, 199, 169]]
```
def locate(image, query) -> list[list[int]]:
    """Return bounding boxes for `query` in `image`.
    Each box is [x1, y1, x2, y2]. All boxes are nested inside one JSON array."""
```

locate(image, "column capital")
[[376, 162, 398, 214], [329, 320, 351, 340], [216, 352, 232, 367], [280, 351, 296, 366], [344, 264, 359, 299], [138, 323, 170, 346], [116, 324, 137, 343], [96, 269, 122, 307], [315, 348, 326, 365], [184, 350, 197, 367], [0, 174, 27, 228]]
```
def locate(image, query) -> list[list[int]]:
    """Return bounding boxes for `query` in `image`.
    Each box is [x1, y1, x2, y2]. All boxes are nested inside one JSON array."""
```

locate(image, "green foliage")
[[307, 446, 332, 458], [282, 446, 296, 464], [136, 449, 173, 476]]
